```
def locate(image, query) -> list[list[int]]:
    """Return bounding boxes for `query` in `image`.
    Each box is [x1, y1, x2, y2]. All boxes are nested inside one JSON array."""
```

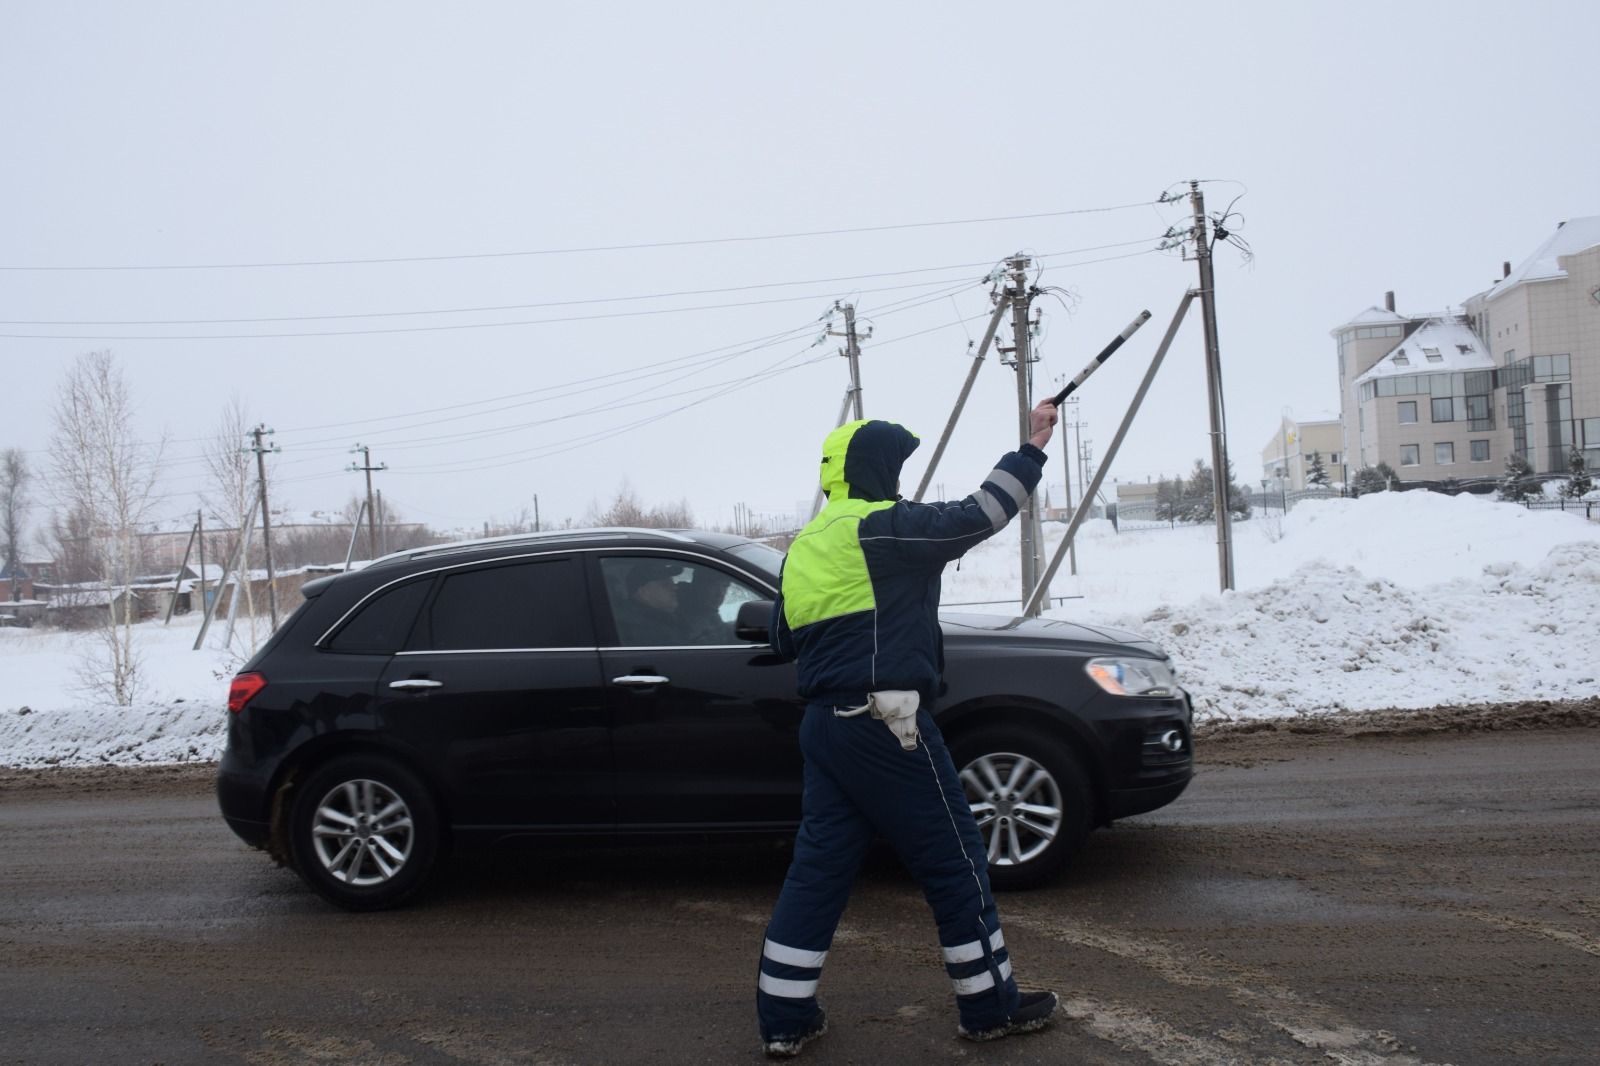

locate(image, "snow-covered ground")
[[1, 492, 1597, 765], [947, 492, 1600, 721]]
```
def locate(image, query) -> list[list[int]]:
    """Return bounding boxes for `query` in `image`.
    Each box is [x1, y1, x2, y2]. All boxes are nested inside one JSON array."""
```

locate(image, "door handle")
[[389, 679, 444, 691], [611, 674, 669, 687]]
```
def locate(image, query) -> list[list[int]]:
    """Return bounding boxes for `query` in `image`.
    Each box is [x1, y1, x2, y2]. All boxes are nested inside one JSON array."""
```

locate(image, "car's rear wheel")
[[949, 727, 1093, 891], [287, 754, 441, 911]]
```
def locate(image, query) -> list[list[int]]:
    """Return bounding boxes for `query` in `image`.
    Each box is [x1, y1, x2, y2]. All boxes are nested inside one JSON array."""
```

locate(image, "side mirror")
[[735, 599, 775, 643]]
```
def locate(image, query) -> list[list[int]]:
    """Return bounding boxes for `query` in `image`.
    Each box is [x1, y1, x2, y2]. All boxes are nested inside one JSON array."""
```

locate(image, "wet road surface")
[[2, 718, 1597, 1065]]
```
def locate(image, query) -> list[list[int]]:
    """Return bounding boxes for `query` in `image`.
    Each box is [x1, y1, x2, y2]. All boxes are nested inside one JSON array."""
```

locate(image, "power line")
[[389, 344, 833, 476], [0, 201, 1161, 272], [21, 275, 988, 473], [0, 238, 1162, 326], [17, 242, 1162, 472], [0, 272, 1003, 341]]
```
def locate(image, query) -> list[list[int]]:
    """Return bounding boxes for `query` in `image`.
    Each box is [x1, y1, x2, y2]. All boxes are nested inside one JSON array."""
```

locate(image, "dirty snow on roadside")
[[2, 491, 1598, 765]]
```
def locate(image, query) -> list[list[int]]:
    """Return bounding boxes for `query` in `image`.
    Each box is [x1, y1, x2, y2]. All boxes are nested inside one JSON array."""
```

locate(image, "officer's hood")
[[818, 419, 920, 502]]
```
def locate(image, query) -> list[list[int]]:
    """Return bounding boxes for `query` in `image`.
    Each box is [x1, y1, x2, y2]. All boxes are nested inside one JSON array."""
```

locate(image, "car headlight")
[[1085, 657, 1177, 697]]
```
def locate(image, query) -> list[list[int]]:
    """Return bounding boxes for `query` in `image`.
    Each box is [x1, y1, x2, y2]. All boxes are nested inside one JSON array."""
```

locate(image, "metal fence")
[[1112, 484, 1595, 530]]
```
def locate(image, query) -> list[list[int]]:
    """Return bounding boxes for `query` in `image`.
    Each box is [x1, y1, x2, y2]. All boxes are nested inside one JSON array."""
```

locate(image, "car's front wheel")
[[949, 727, 1093, 891], [287, 754, 442, 911]]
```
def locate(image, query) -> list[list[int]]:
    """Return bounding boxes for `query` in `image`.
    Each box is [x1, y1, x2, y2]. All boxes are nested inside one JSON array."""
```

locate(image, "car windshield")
[[725, 540, 785, 584]]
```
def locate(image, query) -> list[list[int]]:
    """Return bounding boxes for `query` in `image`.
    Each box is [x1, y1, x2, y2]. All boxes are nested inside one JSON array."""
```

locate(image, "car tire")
[[287, 754, 441, 911], [947, 726, 1093, 891]]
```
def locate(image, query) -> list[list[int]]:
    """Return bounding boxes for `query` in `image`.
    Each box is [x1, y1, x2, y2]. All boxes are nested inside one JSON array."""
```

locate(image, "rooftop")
[[1469, 215, 1600, 302], [1333, 305, 1408, 332], [1353, 317, 1495, 385]]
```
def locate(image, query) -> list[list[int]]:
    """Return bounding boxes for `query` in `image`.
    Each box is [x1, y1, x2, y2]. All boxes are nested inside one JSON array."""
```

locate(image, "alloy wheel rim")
[[959, 752, 1064, 866], [310, 779, 415, 886]]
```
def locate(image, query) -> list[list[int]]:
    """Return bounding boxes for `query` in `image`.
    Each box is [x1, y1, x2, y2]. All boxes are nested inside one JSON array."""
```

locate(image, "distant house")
[[1, 559, 35, 601], [1260, 414, 1342, 490]]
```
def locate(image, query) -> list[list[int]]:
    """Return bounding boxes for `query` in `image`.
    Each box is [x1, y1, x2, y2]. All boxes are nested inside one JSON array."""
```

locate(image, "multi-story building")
[[1463, 216, 1600, 476], [1259, 414, 1341, 490], [1334, 215, 1600, 481]]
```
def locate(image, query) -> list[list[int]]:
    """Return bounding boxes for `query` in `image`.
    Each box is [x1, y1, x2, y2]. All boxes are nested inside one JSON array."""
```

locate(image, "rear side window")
[[418, 558, 591, 650], [327, 579, 431, 654]]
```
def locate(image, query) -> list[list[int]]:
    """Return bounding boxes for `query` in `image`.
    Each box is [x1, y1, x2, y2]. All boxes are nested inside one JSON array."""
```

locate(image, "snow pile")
[[946, 491, 1600, 722], [1105, 544, 1600, 720]]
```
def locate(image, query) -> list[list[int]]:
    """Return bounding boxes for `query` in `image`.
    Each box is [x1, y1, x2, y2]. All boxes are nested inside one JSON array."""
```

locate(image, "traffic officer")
[[756, 398, 1060, 1057]]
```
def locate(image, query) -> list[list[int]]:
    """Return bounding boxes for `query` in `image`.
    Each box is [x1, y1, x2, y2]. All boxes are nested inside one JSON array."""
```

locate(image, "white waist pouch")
[[866, 690, 921, 750]]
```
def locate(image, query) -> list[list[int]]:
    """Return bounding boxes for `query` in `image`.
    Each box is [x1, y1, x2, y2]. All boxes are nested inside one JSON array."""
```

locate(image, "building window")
[[1330, 452, 1339, 464], [1431, 397, 1454, 422], [1466, 395, 1490, 421], [1470, 439, 1490, 462], [1457, 344, 1472, 355], [1398, 401, 1418, 424], [1528, 353, 1571, 381], [1400, 444, 1420, 466], [1423, 347, 1443, 363], [1435, 442, 1455, 465], [1583, 418, 1600, 448], [1392, 350, 1409, 366]]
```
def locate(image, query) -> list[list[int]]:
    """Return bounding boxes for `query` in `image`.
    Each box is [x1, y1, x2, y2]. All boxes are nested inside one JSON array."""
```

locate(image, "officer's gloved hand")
[[868, 690, 920, 751]]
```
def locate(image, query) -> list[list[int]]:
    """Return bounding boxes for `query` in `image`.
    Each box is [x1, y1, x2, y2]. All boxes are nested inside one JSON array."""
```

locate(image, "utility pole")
[[533, 494, 541, 533], [1000, 255, 1046, 607], [1189, 180, 1236, 591], [1056, 395, 1082, 576], [826, 301, 869, 421], [247, 424, 281, 628], [1078, 437, 1093, 512], [347, 444, 387, 561], [377, 490, 387, 555], [196, 509, 207, 617]]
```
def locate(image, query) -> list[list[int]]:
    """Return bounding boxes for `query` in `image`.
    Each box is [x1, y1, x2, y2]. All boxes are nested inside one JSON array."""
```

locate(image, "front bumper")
[[1089, 689, 1194, 820]]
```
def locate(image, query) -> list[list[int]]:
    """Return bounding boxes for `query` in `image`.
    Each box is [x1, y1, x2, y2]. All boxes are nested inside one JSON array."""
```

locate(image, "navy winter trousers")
[[756, 703, 1020, 1040]]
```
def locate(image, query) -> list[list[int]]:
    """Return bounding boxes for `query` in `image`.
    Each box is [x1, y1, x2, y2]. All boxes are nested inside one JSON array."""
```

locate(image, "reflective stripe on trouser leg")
[[943, 924, 1011, 999], [757, 705, 874, 1042]]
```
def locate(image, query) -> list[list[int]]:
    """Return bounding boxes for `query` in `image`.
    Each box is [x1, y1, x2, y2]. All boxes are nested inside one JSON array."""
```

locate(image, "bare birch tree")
[[48, 352, 164, 705], [1, 448, 30, 601], [201, 394, 257, 569]]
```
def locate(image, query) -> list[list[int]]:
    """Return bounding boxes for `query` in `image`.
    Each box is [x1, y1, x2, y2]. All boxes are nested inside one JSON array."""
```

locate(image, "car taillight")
[[228, 672, 267, 713]]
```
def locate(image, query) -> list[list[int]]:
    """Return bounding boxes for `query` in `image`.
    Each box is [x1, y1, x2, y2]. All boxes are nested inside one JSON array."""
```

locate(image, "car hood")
[[939, 611, 1162, 654]]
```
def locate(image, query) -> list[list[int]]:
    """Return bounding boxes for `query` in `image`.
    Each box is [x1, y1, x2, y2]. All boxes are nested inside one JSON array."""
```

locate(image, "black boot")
[[958, 990, 1058, 1041]]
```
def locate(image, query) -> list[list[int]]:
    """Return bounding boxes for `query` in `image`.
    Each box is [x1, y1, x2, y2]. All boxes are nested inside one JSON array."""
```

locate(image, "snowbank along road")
[[2, 702, 1596, 1065]]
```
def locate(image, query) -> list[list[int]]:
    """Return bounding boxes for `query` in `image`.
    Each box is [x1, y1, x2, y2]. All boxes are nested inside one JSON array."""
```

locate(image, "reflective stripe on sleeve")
[[975, 489, 1009, 530], [941, 927, 1006, 965], [763, 939, 828, 968], [984, 468, 1029, 509], [950, 958, 1013, 996], [758, 973, 820, 998]]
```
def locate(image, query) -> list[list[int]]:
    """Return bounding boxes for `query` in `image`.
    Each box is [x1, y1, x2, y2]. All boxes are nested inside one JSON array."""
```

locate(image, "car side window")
[[326, 579, 432, 654], [599, 556, 764, 647], [417, 557, 592, 651]]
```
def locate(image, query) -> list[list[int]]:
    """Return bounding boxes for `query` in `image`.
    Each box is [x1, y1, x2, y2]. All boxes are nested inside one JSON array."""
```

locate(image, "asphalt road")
[[2, 713, 1598, 1066]]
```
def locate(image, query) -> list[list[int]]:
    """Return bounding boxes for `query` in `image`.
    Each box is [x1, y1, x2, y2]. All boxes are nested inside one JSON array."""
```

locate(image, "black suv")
[[218, 528, 1192, 910]]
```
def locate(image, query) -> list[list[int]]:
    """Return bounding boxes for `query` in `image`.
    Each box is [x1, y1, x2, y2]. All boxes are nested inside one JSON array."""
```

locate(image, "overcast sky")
[[5, 1, 1597, 538]]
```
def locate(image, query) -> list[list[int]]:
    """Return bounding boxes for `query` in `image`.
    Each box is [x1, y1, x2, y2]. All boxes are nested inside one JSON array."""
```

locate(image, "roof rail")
[[371, 527, 697, 565]]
